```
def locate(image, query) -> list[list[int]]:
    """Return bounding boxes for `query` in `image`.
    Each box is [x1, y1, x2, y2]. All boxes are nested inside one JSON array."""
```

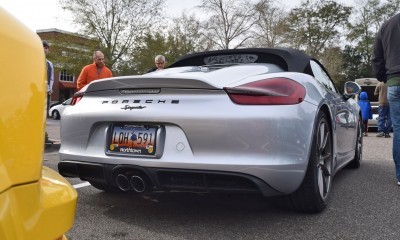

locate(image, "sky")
[[0, 0, 200, 32], [0, 0, 309, 33]]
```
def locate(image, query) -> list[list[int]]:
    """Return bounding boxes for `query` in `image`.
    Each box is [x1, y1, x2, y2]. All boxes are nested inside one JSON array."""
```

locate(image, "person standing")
[[358, 91, 373, 136], [374, 81, 392, 138], [43, 40, 54, 144], [154, 55, 166, 71], [147, 55, 166, 72], [77, 51, 112, 91], [43, 40, 54, 117], [372, 12, 400, 186]]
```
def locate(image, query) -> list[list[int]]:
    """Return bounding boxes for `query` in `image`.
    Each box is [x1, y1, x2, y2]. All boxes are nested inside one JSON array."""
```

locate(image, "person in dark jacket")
[[372, 12, 400, 186], [358, 91, 373, 136]]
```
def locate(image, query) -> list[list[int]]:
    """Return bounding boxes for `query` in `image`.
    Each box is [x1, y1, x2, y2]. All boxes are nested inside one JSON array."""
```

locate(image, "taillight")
[[70, 93, 83, 106], [224, 77, 306, 105]]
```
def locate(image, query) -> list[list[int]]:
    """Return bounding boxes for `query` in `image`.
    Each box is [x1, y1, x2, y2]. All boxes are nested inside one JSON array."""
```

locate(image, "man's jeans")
[[377, 105, 392, 133], [388, 86, 400, 181]]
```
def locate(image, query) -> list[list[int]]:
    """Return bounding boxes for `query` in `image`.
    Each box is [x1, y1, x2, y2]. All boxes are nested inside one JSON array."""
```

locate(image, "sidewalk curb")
[[45, 143, 60, 153], [45, 120, 61, 153], [44, 137, 61, 153]]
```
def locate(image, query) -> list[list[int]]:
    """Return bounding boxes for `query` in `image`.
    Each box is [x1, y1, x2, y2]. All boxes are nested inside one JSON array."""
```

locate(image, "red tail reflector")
[[70, 93, 83, 106], [224, 78, 306, 105]]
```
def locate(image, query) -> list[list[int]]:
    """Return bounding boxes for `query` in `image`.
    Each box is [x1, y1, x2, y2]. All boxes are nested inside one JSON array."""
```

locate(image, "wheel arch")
[[275, 104, 335, 212], [52, 109, 60, 119], [303, 104, 335, 178], [319, 104, 336, 167]]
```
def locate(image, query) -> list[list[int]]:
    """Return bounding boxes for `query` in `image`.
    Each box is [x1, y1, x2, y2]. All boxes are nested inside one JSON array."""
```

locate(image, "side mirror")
[[344, 81, 361, 97]]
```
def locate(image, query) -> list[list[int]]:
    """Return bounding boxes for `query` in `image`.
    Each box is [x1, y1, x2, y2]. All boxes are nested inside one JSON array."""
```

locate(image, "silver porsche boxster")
[[58, 48, 363, 212]]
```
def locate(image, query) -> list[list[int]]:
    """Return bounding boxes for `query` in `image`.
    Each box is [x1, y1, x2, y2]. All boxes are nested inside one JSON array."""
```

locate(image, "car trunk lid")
[[83, 64, 277, 93]]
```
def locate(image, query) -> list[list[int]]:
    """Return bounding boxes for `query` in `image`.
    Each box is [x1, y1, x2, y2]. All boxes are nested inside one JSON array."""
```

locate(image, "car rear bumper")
[[58, 160, 285, 197]]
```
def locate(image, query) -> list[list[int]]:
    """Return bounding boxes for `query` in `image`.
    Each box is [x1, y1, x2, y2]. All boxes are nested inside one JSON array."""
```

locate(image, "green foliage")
[[346, 0, 400, 80], [120, 31, 199, 75], [341, 45, 373, 81], [45, 33, 101, 77], [285, 0, 351, 58], [57, 0, 400, 85], [60, 0, 166, 72], [122, 33, 167, 75], [319, 47, 345, 85]]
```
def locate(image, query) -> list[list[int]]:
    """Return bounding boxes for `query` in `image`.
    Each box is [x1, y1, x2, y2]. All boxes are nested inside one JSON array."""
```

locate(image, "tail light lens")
[[224, 77, 306, 105], [70, 92, 83, 106]]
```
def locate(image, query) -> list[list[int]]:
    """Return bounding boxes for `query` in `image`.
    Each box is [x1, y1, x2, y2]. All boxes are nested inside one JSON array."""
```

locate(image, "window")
[[310, 60, 337, 93], [60, 70, 74, 82]]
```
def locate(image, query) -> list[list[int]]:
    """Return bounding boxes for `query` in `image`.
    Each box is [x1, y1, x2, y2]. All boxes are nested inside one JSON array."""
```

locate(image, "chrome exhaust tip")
[[116, 174, 131, 192], [130, 175, 146, 193]]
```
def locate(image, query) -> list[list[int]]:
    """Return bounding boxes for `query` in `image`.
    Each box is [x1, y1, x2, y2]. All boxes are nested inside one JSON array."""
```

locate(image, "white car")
[[58, 48, 363, 213], [355, 78, 379, 129], [49, 98, 72, 120]]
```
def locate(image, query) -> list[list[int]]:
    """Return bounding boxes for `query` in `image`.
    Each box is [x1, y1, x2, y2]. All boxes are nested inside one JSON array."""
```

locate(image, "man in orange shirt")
[[77, 51, 113, 91]]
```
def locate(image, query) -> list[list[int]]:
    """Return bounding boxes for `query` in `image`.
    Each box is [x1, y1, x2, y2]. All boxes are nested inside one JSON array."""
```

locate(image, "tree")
[[384, 0, 400, 17], [319, 47, 345, 86], [126, 29, 203, 75], [284, 0, 351, 58], [46, 32, 100, 78], [59, 0, 165, 72], [121, 33, 166, 75], [346, 0, 400, 78], [251, 0, 289, 47], [341, 45, 371, 81], [169, 13, 213, 52], [198, 0, 257, 49]]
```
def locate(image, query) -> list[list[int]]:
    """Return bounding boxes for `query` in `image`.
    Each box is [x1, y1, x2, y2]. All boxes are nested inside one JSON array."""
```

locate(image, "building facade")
[[37, 28, 99, 105]]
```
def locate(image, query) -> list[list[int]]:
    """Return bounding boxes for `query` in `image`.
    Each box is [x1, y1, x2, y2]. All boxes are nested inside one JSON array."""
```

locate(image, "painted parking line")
[[73, 182, 91, 189]]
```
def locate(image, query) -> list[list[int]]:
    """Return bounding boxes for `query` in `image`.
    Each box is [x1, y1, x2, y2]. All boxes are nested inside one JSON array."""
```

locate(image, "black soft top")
[[169, 48, 315, 74]]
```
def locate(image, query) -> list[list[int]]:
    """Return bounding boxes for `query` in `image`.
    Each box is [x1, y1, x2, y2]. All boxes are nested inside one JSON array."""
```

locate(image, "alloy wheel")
[[316, 119, 332, 201]]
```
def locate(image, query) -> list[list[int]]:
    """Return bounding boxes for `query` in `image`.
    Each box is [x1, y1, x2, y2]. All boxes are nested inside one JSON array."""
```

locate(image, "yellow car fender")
[[0, 7, 77, 240]]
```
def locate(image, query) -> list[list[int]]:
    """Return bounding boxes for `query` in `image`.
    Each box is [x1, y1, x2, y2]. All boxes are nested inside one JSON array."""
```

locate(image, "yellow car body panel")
[[0, 7, 77, 240], [0, 167, 77, 240]]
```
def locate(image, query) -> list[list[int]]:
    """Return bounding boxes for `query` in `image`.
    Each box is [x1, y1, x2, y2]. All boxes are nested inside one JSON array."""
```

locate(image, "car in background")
[[0, 7, 77, 240], [49, 98, 72, 120], [58, 48, 362, 213], [355, 78, 379, 130]]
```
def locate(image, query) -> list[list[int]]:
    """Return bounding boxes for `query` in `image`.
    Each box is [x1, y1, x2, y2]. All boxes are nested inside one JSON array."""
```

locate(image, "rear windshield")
[[359, 85, 378, 103]]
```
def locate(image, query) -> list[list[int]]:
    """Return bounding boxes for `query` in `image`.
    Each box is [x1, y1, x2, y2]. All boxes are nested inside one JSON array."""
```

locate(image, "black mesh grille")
[[157, 171, 258, 192]]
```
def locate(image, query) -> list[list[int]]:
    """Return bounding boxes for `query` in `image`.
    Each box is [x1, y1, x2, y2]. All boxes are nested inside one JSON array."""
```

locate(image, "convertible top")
[[169, 48, 315, 73]]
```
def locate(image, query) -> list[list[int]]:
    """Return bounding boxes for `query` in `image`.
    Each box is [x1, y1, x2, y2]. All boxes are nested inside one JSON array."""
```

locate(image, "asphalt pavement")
[[43, 118, 400, 240]]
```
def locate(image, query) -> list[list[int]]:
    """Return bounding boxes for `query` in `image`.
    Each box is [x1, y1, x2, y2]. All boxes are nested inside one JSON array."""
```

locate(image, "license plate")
[[108, 124, 158, 156]]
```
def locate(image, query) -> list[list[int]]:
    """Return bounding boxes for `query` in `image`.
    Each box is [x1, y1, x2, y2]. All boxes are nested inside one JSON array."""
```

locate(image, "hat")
[[42, 40, 50, 48]]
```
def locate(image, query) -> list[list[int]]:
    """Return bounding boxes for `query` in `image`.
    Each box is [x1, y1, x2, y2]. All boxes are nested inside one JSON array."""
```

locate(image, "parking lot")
[[44, 119, 400, 240]]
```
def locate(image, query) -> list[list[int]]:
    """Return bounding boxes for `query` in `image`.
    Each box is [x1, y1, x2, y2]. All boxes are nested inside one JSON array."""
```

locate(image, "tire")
[[52, 110, 60, 120], [347, 117, 362, 168], [89, 181, 122, 192], [276, 111, 333, 213]]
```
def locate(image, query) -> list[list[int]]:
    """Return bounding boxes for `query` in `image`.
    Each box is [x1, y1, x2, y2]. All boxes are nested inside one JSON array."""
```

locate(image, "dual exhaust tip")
[[116, 174, 146, 192]]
